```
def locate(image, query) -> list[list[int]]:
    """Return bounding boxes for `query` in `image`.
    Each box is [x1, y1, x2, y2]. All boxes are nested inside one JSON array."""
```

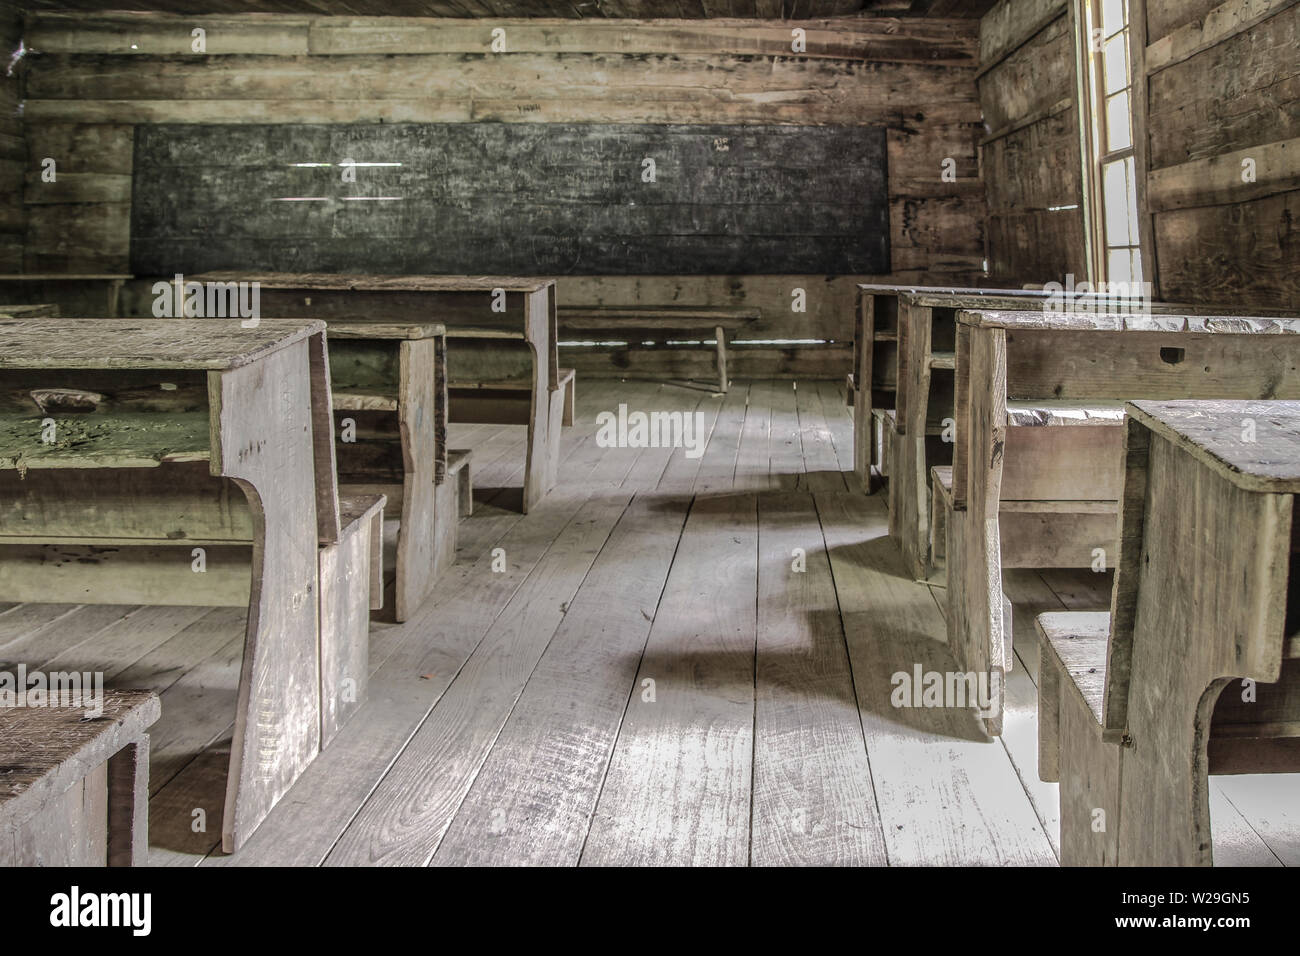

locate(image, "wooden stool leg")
[[107, 738, 149, 867], [715, 325, 728, 393]]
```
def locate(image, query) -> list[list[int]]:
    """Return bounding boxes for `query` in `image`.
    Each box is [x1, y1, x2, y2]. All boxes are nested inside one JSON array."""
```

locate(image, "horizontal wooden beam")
[[1147, 137, 1300, 212], [976, 0, 1067, 78], [1145, 0, 1299, 75], [23, 97, 975, 127], [0, 543, 252, 606], [24, 13, 978, 64]]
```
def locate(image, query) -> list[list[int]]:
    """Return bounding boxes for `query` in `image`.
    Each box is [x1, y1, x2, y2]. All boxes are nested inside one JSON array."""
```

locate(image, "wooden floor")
[[3, 378, 1297, 866]]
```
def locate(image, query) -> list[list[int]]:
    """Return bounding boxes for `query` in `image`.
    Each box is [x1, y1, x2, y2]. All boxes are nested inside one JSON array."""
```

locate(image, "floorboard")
[[582, 492, 759, 866], [752, 491, 887, 865]]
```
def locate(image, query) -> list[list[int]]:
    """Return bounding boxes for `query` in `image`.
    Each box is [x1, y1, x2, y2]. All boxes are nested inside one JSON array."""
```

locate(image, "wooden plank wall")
[[16, 12, 988, 377], [1142, 0, 1300, 310], [0, 11, 23, 272], [977, 0, 1087, 284]]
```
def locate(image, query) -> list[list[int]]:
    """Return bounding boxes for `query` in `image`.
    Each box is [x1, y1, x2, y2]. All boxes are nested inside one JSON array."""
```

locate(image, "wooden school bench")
[[0, 274, 129, 317], [193, 272, 570, 513], [310, 320, 467, 623], [0, 304, 59, 318], [852, 284, 1060, 494], [1, 690, 160, 866], [1037, 400, 1300, 866], [938, 309, 1300, 735], [856, 284, 1224, 579], [0, 318, 355, 853], [557, 305, 760, 394]]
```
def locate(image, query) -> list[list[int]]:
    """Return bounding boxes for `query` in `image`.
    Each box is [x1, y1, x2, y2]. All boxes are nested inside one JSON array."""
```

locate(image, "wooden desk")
[[856, 284, 1216, 580], [943, 309, 1300, 734], [1037, 400, 1300, 865], [0, 317, 338, 853], [192, 273, 563, 513]]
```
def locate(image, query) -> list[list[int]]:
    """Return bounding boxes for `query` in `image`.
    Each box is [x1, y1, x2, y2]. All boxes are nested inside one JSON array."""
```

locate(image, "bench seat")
[[559, 306, 759, 332], [558, 306, 757, 393], [1, 689, 159, 866], [1038, 611, 1110, 726]]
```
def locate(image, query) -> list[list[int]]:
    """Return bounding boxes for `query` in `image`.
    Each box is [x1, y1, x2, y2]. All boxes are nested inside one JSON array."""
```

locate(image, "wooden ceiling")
[[19, 0, 998, 19]]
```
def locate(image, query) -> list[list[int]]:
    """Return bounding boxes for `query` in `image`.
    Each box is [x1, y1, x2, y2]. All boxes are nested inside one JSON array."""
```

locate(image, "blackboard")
[[130, 123, 889, 276]]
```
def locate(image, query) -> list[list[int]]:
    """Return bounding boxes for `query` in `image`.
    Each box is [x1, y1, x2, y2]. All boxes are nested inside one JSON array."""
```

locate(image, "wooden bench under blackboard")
[[0, 274, 129, 317], [0, 304, 59, 318], [558, 306, 760, 393]]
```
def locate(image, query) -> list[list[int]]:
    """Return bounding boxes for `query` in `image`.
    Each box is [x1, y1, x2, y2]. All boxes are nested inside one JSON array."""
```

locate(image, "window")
[[1082, 0, 1143, 286]]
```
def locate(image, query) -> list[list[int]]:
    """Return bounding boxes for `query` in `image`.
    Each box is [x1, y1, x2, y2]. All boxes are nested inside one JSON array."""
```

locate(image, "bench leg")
[[457, 462, 474, 517], [715, 325, 728, 393], [107, 738, 149, 867], [215, 345, 322, 854], [1058, 695, 1122, 866], [1037, 645, 1062, 783], [889, 428, 929, 579], [392, 338, 441, 622]]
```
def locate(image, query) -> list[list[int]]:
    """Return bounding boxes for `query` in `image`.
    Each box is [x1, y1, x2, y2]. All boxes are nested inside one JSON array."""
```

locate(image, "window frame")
[[1076, 0, 1153, 291]]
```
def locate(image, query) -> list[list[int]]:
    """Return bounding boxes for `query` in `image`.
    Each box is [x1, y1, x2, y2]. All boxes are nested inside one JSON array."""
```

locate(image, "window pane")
[[1131, 247, 1144, 285], [1102, 0, 1127, 37], [1106, 91, 1132, 151], [1103, 159, 1133, 246], [1109, 248, 1133, 285], [1103, 33, 1129, 95]]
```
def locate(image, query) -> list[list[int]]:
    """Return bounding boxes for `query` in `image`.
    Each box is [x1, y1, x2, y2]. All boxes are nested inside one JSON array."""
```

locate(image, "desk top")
[[956, 309, 1300, 333], [1130, 400, 1300, 493], [192, 272, 555, 294], [0, 318, 324, 370]]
